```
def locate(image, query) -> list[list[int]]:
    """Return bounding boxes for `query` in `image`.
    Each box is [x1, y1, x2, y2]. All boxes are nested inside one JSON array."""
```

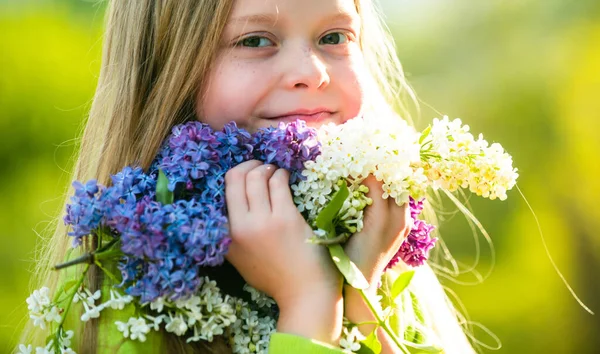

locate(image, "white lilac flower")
[[149, 296, 166, 313], [26, 287, 51, 313], [339, 326, 365, 353], [292, 116, 421, 241], [80, 301, 101, 322], [17, 344, 33, 354], [227, 298, 276, 354], [242, 284, 276, 308], [141, 277, 237, 344], [34, 345, 53, 354], [73, 288, 104, 322], [128, 317, 151, 342], [144, 314, 165, 331], [73, 288, 101, 307], [34, 339, 57, 354], [105, 289, 133, 310], [60, 330, 75, 349], [25, 287, 62, 330], [421, 116, 517, 200], [165, 313, 188, 336], [19, 328, 76, 354], [115, 320, 130, 338], [115, 316, 154, 342]]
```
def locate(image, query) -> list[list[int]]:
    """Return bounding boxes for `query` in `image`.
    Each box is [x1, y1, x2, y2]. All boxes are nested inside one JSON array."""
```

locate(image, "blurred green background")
[[1, 0, 598, 352]]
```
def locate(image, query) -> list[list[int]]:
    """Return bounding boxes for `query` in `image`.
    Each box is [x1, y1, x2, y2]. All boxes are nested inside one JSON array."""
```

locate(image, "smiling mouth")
[[270, 111, 335, 124]]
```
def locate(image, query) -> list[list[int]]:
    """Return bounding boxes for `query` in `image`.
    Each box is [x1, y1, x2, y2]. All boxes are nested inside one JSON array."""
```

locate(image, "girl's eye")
[[319, 32, 349, 45], [237, 36, 274, 48]]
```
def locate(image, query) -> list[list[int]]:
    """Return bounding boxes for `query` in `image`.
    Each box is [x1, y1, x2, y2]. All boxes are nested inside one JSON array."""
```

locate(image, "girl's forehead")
[[228, 0, 359, 24]]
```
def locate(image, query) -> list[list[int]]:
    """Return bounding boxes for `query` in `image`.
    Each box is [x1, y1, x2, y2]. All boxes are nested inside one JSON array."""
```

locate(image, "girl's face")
[[197, 0, 366, 132]]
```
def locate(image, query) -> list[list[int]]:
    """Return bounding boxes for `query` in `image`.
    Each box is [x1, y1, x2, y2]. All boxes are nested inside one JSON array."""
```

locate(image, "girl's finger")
[[269, 169, 295, 211], [361, 176, 389, 234], [246, 164, 278, 212], [225, 160, 263, 216], [388, 197, 411, 234]]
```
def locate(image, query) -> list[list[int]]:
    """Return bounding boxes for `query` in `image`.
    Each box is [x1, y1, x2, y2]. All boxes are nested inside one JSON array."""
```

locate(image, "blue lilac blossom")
[[386, 197, 438, 268], [63, 119, 322, 303], [63, 180, 103, 246], [114, 197, 229, 302]]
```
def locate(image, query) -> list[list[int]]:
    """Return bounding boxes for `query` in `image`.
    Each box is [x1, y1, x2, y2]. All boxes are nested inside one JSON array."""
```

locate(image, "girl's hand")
[[343, 176, 412, 353], [224, 160, 343, 344], [344, 176, 411, 285]]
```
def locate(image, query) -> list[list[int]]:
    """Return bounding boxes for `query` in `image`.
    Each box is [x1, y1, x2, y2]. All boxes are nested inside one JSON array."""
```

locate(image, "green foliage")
[[156, 170, 174, 205], [358, 330, 382, 354], [391, 270, 415, 299], [327, 244, 369, 290], [316, 180, 350, 232]]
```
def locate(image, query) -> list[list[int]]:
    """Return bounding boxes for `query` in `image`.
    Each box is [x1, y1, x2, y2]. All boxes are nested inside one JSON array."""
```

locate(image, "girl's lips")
[[272, 111, 333, 124]]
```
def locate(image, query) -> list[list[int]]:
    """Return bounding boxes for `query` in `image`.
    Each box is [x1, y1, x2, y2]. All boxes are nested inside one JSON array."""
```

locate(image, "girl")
[[21, 0, 476, 353]]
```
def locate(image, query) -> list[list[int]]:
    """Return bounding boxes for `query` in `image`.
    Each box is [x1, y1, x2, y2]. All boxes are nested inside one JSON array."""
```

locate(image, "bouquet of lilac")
[[19, 116, 518, 354]]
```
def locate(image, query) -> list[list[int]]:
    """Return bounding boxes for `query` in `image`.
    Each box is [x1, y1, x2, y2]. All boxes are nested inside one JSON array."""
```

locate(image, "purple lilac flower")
[[386, 198, 437, 268], [409, 197, 424, 219], [156, 121, 224, 191], [253, 120, 321, 184], [65, 119, 323, 303]]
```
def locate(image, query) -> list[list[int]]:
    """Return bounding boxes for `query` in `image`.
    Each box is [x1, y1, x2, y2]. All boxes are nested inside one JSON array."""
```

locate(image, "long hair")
[[21, 0, 476, 353]]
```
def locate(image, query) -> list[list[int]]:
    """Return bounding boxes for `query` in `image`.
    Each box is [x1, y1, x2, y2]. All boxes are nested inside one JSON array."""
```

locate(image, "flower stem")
[[358, 288, 410, 354], [54, 263, 90, 352], [312, 233, 349, 245], [54, 253, 94, 270], [54, 239, 121, 270]]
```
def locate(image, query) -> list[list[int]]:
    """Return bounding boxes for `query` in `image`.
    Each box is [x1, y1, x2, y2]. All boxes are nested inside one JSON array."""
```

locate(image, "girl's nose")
[[281, 44, 330, 91]]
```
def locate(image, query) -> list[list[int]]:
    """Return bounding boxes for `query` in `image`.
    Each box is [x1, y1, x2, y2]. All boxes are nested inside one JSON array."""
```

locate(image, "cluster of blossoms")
[[387, 198, 437, 268], [21, 279, 277, 354], [17, 329, 75, 354], [25, 287, 62, 330], [21, 287, 75, 354], [22, 115, 517, 352], [418, 116, 518, 200], [63, 120, 320, 305], [292, 115, 516, 266], [292, 116, 433, 266]]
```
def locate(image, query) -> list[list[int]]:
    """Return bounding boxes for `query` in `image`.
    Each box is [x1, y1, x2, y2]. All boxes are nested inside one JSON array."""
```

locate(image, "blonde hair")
[[21, 0, 476, 353]]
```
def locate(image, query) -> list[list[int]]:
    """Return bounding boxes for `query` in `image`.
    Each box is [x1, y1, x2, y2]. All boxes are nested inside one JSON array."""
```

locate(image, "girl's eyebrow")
[[227, 13, 280, 27], [227, 11, 358, 28]]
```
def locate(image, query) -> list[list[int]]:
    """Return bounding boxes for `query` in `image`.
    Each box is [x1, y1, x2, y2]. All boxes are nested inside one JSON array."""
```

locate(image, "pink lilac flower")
[[386, 197, 438, 268]]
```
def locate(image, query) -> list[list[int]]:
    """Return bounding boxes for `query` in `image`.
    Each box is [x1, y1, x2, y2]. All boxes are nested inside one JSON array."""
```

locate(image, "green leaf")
[[356, 345, 376, 354], [419, 125, 432, 145], [316, 181, 349, 232], [358, 329, 382, 354], [156, 169, 174, 205], [404, 324, 417, 344], [410, 291, 425, 324], [327, 244, 369, 289], [391, 270, 415, 299]]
